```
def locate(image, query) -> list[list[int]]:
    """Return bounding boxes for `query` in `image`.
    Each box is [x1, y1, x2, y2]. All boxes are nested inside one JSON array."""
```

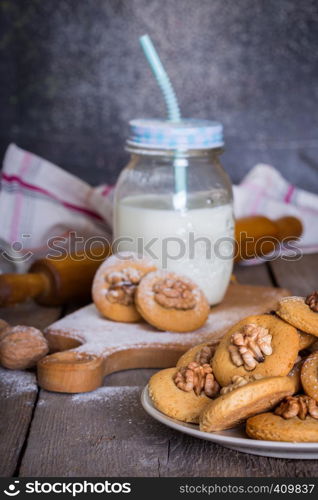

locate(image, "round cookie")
[[92, 252, 156, 322], [301, 351, 318, 401], [149, 367, 211, 423], [200, 376, 295, 432], [298, 330, 316, 350], [309, 339, 318, 352], [135, 271, 210, 333], [288, 359, 303, 393], [176, 341, 217, 368], [212, 314, 299, 387], [276, 296, 318, 336], [246, 412, 318, 442]]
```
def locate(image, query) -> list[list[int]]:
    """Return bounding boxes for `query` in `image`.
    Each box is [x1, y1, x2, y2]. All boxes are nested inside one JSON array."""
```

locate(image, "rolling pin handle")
[[37, 351, 105, 393], [0, 273, 48, 307]]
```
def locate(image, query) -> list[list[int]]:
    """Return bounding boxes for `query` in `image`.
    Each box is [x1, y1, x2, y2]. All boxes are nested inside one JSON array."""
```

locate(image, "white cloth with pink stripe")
[[233, 165, 318, 255], [0, 144, 113, 261], [1, 143, 317, 266]]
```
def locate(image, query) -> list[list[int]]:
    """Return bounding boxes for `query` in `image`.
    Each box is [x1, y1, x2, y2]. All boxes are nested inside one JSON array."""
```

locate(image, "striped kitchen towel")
[[233, 164, 318, 254], [0, 144, 113, 268], [1, 143, 317, 270]]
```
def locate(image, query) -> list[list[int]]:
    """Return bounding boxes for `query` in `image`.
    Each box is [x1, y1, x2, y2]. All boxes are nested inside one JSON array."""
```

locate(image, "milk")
[[113, 193, 234, 305]]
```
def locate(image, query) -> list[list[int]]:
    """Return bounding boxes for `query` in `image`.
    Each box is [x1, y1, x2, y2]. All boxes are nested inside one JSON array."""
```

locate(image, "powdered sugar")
[[46, 286, 285, 357], [0, 367, 37, 397], [280, 296, 305, 303], [94, 251, 156, 274], [70, 385, 136, 403], [1, 325, 44, 337], [92, 251, 156, 304]]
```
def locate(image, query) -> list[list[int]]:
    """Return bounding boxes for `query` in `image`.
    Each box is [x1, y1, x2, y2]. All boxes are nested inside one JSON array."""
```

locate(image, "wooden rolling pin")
[[0, 245, 111, 307], [0, 215, 302, 307], [235, 215, 302, 261]]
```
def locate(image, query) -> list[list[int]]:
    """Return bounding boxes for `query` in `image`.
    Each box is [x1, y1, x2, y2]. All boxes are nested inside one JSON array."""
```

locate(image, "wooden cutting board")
[[37, 284, 289, 393]]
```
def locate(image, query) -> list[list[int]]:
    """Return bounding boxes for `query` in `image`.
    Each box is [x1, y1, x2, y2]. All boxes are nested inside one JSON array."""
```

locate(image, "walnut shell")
[[0, 325, 49, 370]]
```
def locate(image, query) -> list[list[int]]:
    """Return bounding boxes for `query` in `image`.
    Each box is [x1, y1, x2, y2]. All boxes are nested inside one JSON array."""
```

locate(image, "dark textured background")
[[1, 0, 318, 191]]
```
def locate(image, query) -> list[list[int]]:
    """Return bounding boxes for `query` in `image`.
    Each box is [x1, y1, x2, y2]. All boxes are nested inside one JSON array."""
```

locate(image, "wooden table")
[[1, 255, 318, 478]]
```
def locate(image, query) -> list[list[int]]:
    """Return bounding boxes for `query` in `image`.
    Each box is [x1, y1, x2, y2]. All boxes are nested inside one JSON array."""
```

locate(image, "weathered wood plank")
[[0, 302, 61, 476], [269, 254, 318, 295], [234, 262, 273, 286], [159, 433, 318, 477], [0, 300, 61, 330], [104, 369, 158, 387], [16, 257, 318, 477], [19, 387, 169, 477], [20, 386, 318, 477], [0, 368, 38, 477]]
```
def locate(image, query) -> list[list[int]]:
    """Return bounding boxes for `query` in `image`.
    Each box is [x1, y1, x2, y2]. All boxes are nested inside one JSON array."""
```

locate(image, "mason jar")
[[113, 119, 234, 305]]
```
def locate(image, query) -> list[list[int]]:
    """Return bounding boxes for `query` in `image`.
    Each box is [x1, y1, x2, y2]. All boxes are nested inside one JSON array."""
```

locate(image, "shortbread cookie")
[[246, 413, 318, 442], [301, 351, 318, 401], [92, 252, 156, 322], [212, 315, 299, 387], [176, 341, 218, 368], [276, 293, 318, 336], [136, 271, 210, 332], [309, 339, 318, 352], [200, 376, 295, 432], [149, 367, 212, 423], [246, 395, 318, 442], [298, 330, 316, 350], [288, 358, 303, 393]]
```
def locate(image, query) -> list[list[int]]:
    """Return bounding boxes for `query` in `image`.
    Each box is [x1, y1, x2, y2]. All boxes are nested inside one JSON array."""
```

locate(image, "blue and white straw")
[[139, 34, 187, 206]]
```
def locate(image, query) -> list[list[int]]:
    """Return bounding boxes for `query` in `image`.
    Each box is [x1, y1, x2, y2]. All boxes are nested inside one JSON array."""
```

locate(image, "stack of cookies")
[[92, 252, 210, 332], [149, 292, 318, 442]]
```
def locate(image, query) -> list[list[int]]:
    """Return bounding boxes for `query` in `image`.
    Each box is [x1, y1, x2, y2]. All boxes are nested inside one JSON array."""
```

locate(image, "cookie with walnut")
[[135, 271, 210, 332], [246, 395, 318, 442], [276, 292, 318, 336], [212, 314, 299, 387], [176, 341, 218, 368], [301, 351, 318, 401], [149, 365, 219, 423], [92, 252, 157, 323], [288, 357, 303, 393], [200, 375, 295, 432], [298, 330, 316, 350]]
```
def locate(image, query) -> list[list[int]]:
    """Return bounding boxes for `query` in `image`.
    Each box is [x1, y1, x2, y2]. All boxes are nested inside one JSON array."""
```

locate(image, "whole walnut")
[[0, 325, 49, 370]]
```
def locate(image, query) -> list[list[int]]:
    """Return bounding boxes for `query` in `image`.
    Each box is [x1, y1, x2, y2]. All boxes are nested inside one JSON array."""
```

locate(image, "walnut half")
[[173, 361, 220, 398], [228, 323, 272, 370], [275, 395, 318, 420], [220, 374, 263, 395], [153, 278, 197, 310], [105, 267, 142, 306], [195, 343, 216, 365], [305, 291, 318, 312]]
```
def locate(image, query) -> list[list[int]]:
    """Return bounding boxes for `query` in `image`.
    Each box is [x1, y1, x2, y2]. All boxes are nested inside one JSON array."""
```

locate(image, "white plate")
[[141, 386, 318, 459]]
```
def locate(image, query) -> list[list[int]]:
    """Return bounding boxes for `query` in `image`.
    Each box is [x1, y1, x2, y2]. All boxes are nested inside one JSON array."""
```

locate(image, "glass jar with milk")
[[113, 119, 234, 305]]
